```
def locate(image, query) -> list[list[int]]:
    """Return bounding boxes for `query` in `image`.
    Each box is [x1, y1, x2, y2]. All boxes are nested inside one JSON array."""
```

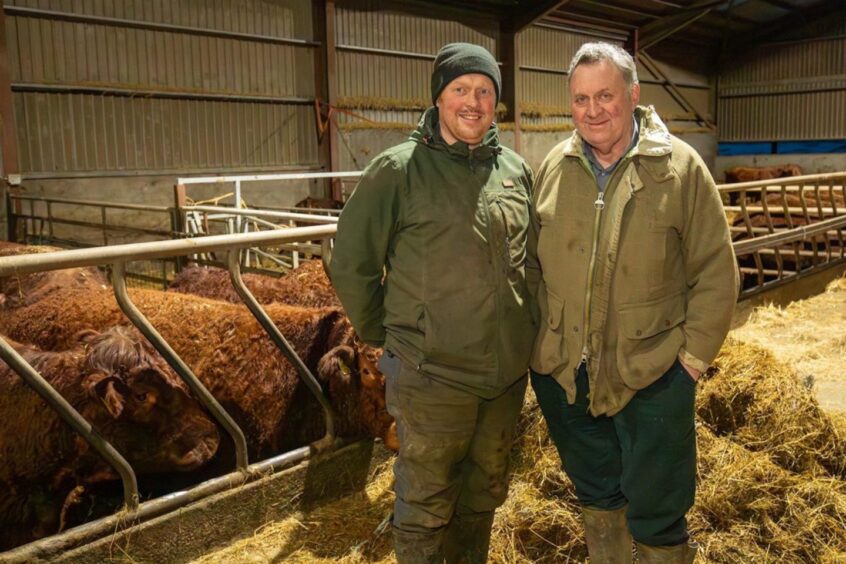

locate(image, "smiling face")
[[436, 73, 496, 147], [570, 59, 640, 161]]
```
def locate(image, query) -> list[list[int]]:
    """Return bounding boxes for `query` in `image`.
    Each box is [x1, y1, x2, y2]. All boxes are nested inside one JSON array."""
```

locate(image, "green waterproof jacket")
[[527, 106, 739, 416], [329, 107, 536, 399]]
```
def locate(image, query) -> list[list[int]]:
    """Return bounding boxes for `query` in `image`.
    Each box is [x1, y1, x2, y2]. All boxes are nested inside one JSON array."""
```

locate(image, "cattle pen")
[[0, 171, 845, 562]]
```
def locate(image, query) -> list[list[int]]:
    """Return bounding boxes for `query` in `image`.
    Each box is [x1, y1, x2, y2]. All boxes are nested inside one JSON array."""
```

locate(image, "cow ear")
[[84, 372, 126, 419], [74, 329, 101, 346], [317, 345, 355, 384]]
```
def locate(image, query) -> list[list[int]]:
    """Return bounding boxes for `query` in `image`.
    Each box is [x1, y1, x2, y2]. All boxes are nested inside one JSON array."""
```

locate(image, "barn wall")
[[333, 3, 716, 174], [3, 0, 720, 240], [6, 0, 319, 176], [717, 12, 846, 142]]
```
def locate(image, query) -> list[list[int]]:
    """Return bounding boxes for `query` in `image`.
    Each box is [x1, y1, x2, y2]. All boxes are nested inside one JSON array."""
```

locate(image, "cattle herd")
[[0, 242, 396, 550]]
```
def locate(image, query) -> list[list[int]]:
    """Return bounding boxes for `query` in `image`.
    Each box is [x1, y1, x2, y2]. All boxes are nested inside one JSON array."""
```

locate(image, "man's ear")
[[630, 83, 641, 107]]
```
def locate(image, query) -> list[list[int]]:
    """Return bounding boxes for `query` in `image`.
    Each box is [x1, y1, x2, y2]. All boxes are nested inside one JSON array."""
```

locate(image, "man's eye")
[[600, 93, 613, 101]]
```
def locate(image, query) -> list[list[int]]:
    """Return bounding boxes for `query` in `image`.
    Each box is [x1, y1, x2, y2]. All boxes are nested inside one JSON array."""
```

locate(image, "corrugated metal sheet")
[[519, 26, 617, 71], [8, 15, 314, 98], [336, 0, 497, 54], [337, 51, 430, 103], [14, 92, 317, 173], [718, 36, 846, 140], [6, 0, 318, 175], [6, 0, 313, 40], [720, 37, 846, 84], [520, 70, 569, 113], [718, 91, 846, 141]]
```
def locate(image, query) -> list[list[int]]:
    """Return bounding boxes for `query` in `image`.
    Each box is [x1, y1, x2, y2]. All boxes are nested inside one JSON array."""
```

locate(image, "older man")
[[330, 43, 535, 563], [527, 42, 738, 563]]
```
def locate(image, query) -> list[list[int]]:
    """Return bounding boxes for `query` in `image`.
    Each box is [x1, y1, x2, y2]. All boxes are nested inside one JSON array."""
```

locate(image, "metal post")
[[0, 337, 140, 511], [226, 250, 337, 451], [111, 260, 249, 470]]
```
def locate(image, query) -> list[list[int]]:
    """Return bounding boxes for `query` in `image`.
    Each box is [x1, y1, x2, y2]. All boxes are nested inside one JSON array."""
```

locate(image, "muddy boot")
[[393, 525, 445, 564], [443, 510, 495, 564], [636, 540, 698, 563], [582, 505, 633, 564]]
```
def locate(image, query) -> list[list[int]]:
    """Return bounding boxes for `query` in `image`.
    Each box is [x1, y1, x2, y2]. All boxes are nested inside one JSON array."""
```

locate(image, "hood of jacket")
[[561, 105, 673, 161]]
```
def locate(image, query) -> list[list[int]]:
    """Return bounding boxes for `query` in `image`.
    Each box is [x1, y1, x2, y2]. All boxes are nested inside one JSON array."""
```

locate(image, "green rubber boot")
[[636, 540, 698, 563], [393, 525, 446, 564], [443, 510, 495, 564], [582, 505, 633, 564]]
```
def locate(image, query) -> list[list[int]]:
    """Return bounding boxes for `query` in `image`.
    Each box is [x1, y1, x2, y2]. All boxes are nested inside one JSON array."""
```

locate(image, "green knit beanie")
[[431, 43, 501, 105]]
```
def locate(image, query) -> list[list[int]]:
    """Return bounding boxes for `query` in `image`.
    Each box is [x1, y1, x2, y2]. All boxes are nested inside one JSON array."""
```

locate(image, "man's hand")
[[679, 356, 701, 382]]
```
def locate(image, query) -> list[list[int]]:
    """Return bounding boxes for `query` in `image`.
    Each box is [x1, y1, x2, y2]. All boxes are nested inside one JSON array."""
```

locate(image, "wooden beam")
[[0, 7, 21, 240], [498, 26, 521, 153], [722, 0, 844, 56], [312, 0, 341, 201], [506, 0, 572, 33], [638, 0, 727, 50]]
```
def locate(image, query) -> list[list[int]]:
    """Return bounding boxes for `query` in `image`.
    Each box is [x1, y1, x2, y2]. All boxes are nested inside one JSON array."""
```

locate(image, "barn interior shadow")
[[265, 439, 397, 562]]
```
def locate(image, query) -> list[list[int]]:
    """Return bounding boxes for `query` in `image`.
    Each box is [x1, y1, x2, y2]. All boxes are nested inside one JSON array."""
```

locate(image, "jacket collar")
[[561, 105, 672, 160], [410, 106, 502, 160]]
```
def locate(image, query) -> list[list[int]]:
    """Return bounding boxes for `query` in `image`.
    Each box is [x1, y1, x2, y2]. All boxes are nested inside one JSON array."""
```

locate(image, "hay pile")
[[731, 276, 846, 413], [194, 339, 846, 563]]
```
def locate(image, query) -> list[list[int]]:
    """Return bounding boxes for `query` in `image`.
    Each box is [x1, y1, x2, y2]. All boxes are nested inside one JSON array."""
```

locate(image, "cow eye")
[[135, 392, 148, 402]]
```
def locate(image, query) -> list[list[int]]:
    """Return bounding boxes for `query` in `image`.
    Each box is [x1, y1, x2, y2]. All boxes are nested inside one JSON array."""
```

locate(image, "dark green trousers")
[[384, 354, 528, 533], [531, 361, 697, 546]]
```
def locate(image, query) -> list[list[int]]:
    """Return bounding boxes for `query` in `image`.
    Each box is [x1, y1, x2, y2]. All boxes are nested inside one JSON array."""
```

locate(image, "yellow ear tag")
[[338, 358, 352, 376]]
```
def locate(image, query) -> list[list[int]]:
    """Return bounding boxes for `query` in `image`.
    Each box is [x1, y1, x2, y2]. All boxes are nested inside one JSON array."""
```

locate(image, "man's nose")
[[586, 98, 601, 116]]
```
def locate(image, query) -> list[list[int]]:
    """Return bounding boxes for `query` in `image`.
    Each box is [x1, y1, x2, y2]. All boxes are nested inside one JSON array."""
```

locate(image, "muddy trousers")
[[530, 361, 697, 547], [384, 357, 528, 562]]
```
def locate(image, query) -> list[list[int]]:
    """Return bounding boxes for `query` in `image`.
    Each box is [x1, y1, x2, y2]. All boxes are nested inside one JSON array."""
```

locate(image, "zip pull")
[[594, 191, 606, 211], [580, 345, 591, 365]]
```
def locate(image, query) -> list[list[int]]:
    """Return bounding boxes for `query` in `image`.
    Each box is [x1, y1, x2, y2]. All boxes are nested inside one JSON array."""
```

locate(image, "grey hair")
[[567, 42, 639, 93]]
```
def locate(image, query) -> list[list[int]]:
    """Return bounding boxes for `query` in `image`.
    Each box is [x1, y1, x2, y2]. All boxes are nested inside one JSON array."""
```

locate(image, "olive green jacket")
[[329, 107, 536, 399], [527, 106, 738, 415]]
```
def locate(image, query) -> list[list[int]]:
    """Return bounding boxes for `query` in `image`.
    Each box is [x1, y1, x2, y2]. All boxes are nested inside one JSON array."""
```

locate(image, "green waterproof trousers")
[[384, 353, 527, 534], [531, 360, 697, 547]]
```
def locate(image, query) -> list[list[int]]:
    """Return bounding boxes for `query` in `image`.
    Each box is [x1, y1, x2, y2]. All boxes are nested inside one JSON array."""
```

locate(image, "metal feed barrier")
[[0, 224, 342, 561], [717, 172, 846, 299], [174, 171, 360, 269]]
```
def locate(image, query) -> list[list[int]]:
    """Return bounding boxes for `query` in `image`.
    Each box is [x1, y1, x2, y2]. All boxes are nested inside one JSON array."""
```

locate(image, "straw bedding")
[[193, 287, 846, 563]]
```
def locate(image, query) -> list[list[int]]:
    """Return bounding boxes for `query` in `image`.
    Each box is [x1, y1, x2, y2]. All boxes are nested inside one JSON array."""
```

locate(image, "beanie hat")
[[431, 43, 501, 105]]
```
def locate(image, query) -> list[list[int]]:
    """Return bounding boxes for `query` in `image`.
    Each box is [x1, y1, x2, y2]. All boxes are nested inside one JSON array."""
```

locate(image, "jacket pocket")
[[530, 291, 568, 375], [616, 292, 686, 389], [491, 189, 530, 269]]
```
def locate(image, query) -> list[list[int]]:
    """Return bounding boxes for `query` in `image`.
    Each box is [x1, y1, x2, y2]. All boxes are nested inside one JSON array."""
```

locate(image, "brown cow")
[[166, 262, 392, 450], [0, 326, 220, 549], [167, 260, 340, 308], [0, 242, 108, 308], [724, 164, 803, 184], [0, 285, 397, 456], [294, 196, 343, 210]]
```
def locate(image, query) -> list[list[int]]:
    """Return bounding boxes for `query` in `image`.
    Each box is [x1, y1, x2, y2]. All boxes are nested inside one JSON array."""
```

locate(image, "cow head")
[[78, 327, 220, 473], [316, 334, 398, 451]]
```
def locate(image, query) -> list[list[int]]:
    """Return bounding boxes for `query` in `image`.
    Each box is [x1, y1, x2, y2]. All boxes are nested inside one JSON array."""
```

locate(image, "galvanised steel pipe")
[[111, 260, 250, 471], [733, 214, 846, 255], [0, 443, 332, 563], [0, 338, 140, 511], [0, 224, 338, 276], [226, 251, 337, 449]]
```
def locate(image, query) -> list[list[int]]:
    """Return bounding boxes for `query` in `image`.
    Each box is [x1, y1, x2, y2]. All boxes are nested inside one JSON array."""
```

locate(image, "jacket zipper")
[[578, 158, 628, 367], [472, 152, 503, 380]]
